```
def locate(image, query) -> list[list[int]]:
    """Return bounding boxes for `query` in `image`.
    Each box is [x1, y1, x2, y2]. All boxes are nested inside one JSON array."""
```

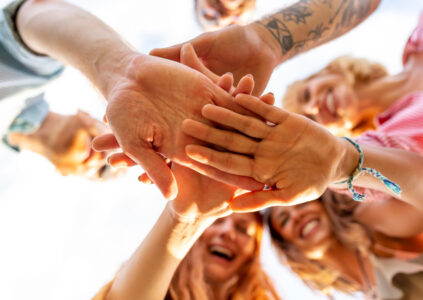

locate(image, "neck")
[[355, 71, 411, 114], [320, 239, 374, 291], [208, 276, 238, 300]]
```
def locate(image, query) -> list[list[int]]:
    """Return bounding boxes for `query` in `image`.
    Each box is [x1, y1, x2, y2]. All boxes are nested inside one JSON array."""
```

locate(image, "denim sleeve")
[[0, 0, 64, 77]]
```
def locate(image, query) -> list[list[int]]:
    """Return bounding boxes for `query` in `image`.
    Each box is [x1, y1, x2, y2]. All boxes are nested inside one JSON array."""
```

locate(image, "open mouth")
[[299, 219, 320, 239], [209, 245, 235, 262]]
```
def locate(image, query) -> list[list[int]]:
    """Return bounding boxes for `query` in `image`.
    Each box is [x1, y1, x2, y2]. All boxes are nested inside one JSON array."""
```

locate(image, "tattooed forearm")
[[258, 0, 379, 59]]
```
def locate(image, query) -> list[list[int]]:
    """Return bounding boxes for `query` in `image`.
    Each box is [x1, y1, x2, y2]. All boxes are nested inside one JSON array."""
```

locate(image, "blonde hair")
[[267, 190, 373, 295], [169, 213, 280, 300], [282, 56, 389, 137]]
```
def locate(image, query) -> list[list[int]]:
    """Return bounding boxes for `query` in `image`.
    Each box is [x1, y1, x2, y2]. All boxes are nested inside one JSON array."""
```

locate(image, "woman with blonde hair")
[[282, 12, 423, 139], [267, 190, 423, 299]]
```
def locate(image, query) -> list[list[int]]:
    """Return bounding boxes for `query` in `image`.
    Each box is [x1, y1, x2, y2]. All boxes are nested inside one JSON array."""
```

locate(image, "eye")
[[303, 88, 311, 103], [281, 216, 289, 227], [236, 224, 249, 235]]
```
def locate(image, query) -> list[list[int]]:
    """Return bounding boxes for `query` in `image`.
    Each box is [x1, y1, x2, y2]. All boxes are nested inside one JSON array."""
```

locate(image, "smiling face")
[[195, 0, 255, 31], [284, 72, 361, 135], [200, 213, 259, 283], [270, 201, 335, 258]]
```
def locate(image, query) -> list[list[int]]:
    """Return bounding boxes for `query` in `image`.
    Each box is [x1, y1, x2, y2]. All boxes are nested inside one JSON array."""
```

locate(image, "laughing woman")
[[267, 190, 423, 299], [282, 12, 423, 139], [92, 165, 280, 300]]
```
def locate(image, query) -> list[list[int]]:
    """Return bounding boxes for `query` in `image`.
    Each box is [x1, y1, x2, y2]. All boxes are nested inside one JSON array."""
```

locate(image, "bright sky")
[[0, 1, 422, 300]]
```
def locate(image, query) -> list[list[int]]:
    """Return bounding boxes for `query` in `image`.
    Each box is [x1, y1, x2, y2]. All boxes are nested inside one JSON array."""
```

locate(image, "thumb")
[[229, 190, 290, 212], [180, 43, 220, 83], [125, 144, 178, 200], [150, 45, 182, 62]]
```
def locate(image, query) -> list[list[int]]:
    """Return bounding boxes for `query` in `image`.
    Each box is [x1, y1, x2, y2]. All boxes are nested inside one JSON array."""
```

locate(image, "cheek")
[[238, 239, 256, 262]]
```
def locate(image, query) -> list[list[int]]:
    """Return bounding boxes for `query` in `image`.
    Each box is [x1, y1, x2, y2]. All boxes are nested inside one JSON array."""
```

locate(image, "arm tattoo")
[[259, 0, 375, 58]]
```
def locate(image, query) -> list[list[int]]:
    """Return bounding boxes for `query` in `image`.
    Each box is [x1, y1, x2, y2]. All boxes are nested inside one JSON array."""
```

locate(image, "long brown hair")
[[169, 212, 280, 300], [267, 191, 373, 295]]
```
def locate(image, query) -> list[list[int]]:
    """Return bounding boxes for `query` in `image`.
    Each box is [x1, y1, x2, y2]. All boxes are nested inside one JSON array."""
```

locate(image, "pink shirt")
[[402, 11, 423, 66], [336, 13, 423, 201]]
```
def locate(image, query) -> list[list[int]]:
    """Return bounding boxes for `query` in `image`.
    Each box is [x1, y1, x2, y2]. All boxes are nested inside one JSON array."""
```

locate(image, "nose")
[[218, 219, 237, 241]]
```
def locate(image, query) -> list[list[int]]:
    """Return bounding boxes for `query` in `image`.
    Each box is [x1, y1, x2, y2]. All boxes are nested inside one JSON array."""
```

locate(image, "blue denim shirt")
[[0, 0, 64, 99], [0, 0, 64, 149]]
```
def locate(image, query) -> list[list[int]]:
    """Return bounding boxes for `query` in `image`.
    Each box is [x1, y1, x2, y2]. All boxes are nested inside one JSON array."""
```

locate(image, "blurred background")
[[0, 0, 421, 299]]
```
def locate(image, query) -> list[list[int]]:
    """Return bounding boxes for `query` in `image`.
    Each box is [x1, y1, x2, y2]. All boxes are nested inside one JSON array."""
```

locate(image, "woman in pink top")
[[281, 11, 423, 146]]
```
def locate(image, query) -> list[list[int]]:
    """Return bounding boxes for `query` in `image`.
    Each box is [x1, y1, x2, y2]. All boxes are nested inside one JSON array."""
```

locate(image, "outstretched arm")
[[17, 0, 263, 198], [151, 0, 381, 95], [258, 0, 381, 60], [181, 94, 423, 213], [98, 164, 234, 300]]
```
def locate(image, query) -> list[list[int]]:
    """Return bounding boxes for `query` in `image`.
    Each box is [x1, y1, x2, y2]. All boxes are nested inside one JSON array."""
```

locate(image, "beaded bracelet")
[[337, 137, 402, 202]]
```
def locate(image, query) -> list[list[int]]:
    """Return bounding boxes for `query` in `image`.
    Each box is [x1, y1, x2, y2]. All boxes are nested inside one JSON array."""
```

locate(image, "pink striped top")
[[336, 13, 423, 201], [402, 11, 423, 66]]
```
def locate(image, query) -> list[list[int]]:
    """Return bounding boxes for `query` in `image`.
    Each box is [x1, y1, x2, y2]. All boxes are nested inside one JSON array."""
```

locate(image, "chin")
[[204, 263, 235, 283]]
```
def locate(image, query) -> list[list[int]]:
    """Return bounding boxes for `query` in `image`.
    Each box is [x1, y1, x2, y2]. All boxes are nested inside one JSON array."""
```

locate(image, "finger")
[[217, 72, 234, 93], [125, 144, 178, 200], [235, 94, 288, 124], [201, 104, 269, 139], [107, 152, 137, 168], [149, 45, 181, 61], [233, 74, 254, 96], [185, 144, 254, 177], [182, 119, 258, 154], [212, 87, 261, 118], [229, 190, 290, 212], [180, 43, 220, 83], [138, 173, 153, 184], [260, 92, 275, 105], [187, 159, 264, 191], [92, 133, 120, 151]]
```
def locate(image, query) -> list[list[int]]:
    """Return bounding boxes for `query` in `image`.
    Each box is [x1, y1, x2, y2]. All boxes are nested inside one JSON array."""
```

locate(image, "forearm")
[[17, 0, 140, 97], [255, 0, 381, 63], [334, 144, 423, 211], [107, 203, 215, 300]]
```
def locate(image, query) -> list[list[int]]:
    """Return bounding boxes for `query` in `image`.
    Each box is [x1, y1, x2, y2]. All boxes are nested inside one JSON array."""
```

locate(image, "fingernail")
[[246, 74, 253, 79], [225, 72, 233, 77]]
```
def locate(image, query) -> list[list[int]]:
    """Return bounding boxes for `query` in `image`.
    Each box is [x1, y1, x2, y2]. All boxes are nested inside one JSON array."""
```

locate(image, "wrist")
[[94, 45, 142, 99], [166, 201, 218, 227], [248, 21, 283, 65], [164, 203, 216, 259], [333, 137, 360, 183]]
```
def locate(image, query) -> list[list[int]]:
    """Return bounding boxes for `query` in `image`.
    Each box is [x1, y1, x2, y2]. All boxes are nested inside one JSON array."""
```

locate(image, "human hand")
[[8, 110, 116, 180], [181, 94, 358, 211], [150, 24, 279, 96], [92, 48, 264, 200]]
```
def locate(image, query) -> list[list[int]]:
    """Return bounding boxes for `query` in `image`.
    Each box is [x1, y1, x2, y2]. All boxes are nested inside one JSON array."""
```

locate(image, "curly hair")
[[169, 212, 281, 300], [282, 56, 389, 137], [266, 190, 373, 295]]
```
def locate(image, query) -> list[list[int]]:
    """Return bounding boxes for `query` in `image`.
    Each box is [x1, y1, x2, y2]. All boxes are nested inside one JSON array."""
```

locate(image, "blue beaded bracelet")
[[337, 137, 402, 201]]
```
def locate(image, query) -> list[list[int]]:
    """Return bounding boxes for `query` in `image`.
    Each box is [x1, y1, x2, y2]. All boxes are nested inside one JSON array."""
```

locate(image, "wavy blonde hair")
[[282, 56, 389, 137], [267, 190, 373, 295], [169, 212, 280, 300]]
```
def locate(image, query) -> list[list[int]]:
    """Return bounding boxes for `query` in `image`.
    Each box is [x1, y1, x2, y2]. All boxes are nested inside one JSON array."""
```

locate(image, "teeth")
[[326, 92, 335, 114], [210, 245, 234, 260], [301, 220, 319, 238]]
